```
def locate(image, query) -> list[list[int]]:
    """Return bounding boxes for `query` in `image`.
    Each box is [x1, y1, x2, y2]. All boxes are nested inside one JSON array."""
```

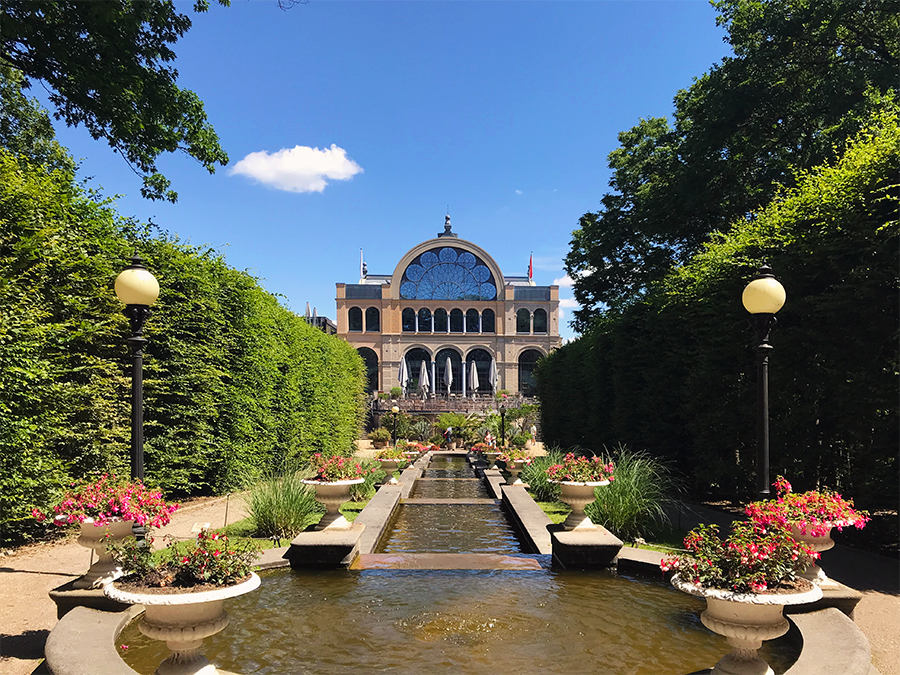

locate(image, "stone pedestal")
[[548, 523, 623, 569], [49, 579, 130, 620], [284, 522, 365, 568]]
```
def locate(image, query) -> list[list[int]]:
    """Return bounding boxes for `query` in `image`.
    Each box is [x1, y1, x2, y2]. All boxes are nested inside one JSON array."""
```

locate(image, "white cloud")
[[230, 144, 363, 193], [553, 274, 574, 287], [559, 298, 579, 309], [515, 189, 523, 195]]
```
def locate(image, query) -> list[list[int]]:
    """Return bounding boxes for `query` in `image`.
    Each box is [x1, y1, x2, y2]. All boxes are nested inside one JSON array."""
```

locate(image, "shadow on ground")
[[0, 629, 48, 661]]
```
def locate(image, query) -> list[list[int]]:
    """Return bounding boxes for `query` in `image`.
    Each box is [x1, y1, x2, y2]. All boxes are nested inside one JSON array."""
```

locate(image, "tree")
[[0, 0, 231, 202], [566, 0, 899, 329]]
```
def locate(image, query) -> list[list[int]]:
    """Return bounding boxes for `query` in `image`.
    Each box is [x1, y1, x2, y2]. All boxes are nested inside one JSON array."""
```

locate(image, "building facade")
[[335, 217, 561, 397]]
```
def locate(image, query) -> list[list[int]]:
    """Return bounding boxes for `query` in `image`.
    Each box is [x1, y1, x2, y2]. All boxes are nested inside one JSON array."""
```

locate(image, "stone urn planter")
[[505, 459, 528, 485], [551, 480, 609, 530], [672, 574, 822, 675], [72, 518, 135, 589], [105, 572, 261, 675], [302, 479, 364, 530], [378, 459, 404, 485], [790, 522, 845, 585], [485, 451, 500, 469]]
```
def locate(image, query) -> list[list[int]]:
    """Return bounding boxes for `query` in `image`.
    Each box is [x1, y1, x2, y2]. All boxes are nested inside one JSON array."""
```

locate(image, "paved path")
[[1, 494, 897, 675]]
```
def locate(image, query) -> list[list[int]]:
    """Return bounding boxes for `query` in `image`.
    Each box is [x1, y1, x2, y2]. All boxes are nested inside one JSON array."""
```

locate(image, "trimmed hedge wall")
[[537, 109, 899, 509], [0, 149, 367, 545]]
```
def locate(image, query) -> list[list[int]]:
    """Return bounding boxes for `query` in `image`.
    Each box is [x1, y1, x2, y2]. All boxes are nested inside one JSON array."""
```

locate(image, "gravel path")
[[2, 494, 897, 675]]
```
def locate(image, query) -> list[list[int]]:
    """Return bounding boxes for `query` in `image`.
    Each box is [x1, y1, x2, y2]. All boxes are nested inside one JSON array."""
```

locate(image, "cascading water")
[[120, 452, 800, 675]]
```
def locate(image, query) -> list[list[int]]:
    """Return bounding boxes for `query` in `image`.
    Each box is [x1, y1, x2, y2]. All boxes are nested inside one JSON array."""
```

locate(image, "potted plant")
[[302, 453, 374, 530], [496, 448, 532, 485], [546, 453, 615, 530], [368, 427, 391, 448], [745, 475, 869, 584], [374, 447, 408, 484], [105, 531, 261, 675], [32, 473, 179, 588], [661, 521, 822, 675]]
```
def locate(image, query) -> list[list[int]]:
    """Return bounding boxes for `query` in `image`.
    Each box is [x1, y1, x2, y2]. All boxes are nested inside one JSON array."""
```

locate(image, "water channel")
[[120, 454, 799, 674]]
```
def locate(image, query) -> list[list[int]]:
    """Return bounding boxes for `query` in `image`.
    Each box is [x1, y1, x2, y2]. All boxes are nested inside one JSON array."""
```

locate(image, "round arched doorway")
[[434, 348, 463, 395], [518, 349, 543, 397], [465, 348, 493, 396], [357, 347, 379, 394]]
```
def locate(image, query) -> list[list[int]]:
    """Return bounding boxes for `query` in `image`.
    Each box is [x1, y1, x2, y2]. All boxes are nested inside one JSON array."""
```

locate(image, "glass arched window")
[[434, 308, 448, 332], [465, 309, 480, 333], [481, 309, 495, 334], [533, 308, 547, 334], [516, 308, 531, 334], [365, 307, 380, 332], [449, 308, 464, 333], [417, 308, 432, 333], [466, 348, 492, 395], [400, 247, 498, 300], [435, 348, 462, 395], [348, 307, 363, 332], [357, 347, 378, 394], [402, 308, 416, 332], [518, 349, 543, 396]]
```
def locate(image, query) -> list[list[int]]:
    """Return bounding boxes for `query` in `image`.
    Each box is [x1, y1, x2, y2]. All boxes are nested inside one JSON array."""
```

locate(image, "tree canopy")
[[565, 0, 899, 329], [0, 0, 231, 202]]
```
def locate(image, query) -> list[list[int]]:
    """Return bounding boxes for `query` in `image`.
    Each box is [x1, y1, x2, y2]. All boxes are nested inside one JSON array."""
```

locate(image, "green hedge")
[[538, 107, 899, 509], [0, 149, 367, 545]]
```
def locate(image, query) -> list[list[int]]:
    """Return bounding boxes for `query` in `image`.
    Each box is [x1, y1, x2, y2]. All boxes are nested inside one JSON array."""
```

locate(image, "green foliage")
[[390, 387, 403, 398], [509, 433, 530, 448], [541, 107, 899, 510], [1, 1, 231, 202], [368, 427, 391, 443], [566, 1, 898, 321], [584, 445, 681, 542], [521, 447, 565, 502], [0, 144, 367, 545], [409, 419, 432, 442], [247, 470, 321, 541], [349, 459, 381, 501]]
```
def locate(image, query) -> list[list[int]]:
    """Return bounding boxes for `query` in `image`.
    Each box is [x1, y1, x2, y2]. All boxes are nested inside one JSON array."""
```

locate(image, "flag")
[[528, 252, 533, 280], [359, 249, 364, 279]]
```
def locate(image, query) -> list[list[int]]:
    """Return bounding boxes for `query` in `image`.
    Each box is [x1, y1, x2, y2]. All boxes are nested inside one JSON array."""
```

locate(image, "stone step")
[[350, 553, 544, 570]]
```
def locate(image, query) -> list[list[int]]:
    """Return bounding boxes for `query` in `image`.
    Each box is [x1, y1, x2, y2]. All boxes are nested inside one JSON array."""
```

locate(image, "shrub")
[[349, 459, 381, 501], [390, 387, 402, 398], [510, 433, 530, 448], [410, 419, 432, 442], [428, 434, 445, 446], [521, 447, 566, 502], [585, 444, 681, 542], [368, 427, 391, 443], [247, 470, 321, 540]]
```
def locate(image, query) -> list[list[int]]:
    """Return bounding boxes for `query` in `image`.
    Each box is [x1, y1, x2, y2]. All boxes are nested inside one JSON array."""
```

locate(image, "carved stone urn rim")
[[104, 571, 261, 606], [550, 479, 611, 488], [671, 573, 823, 605], [301, 478, 365, 486]]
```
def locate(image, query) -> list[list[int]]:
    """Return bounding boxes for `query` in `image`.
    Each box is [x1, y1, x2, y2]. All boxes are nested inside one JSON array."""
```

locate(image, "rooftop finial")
[[438, 213, 457, 238]]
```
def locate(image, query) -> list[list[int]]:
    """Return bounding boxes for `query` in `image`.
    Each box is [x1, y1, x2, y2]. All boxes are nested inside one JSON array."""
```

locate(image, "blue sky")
[[44, 0, 731, 341]]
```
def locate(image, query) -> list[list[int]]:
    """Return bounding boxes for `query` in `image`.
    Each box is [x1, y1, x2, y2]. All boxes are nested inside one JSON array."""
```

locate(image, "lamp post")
[[499, 405, 506, 449], [391, 405, 400, 447], [742, 264, 786, 500], [114, 255, 159, 480]]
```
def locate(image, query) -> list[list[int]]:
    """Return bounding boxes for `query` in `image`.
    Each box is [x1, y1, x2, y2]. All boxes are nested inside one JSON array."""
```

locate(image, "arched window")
[[481, 309, 495, 334], [516, 308, 531, 334], [465, 309, 480, 333], [405, 348, 431, 394], [365, 307, 380, 332], [402, 308, 416, 332], [434, 308, 448, 332], [533, 308, 547, 334], [518, 349, 543, 396], [417, 308, 432, 333], [348, 307, 363, 332], [435, 348, 462, 395], [449, 308, 464, 333], [357, 347, 378, 394], [465, 348, 493, 395], [400, 247, 498, 300]]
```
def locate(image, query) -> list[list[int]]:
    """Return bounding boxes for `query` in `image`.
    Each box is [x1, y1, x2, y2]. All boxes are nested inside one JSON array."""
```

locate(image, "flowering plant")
[[374, 447, 407, 461], [32, 474, 179, 528], [660, 521, 818, 594], [497, 448, 532, 463], [307, 453, 373, 482], [471, 442, 491, 453], [429, 444, 441, 452], [403, 442, 427, 454], [546, 453, 615, 483], [745, 476, 869, 537], [109, 530, 259, 588]]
